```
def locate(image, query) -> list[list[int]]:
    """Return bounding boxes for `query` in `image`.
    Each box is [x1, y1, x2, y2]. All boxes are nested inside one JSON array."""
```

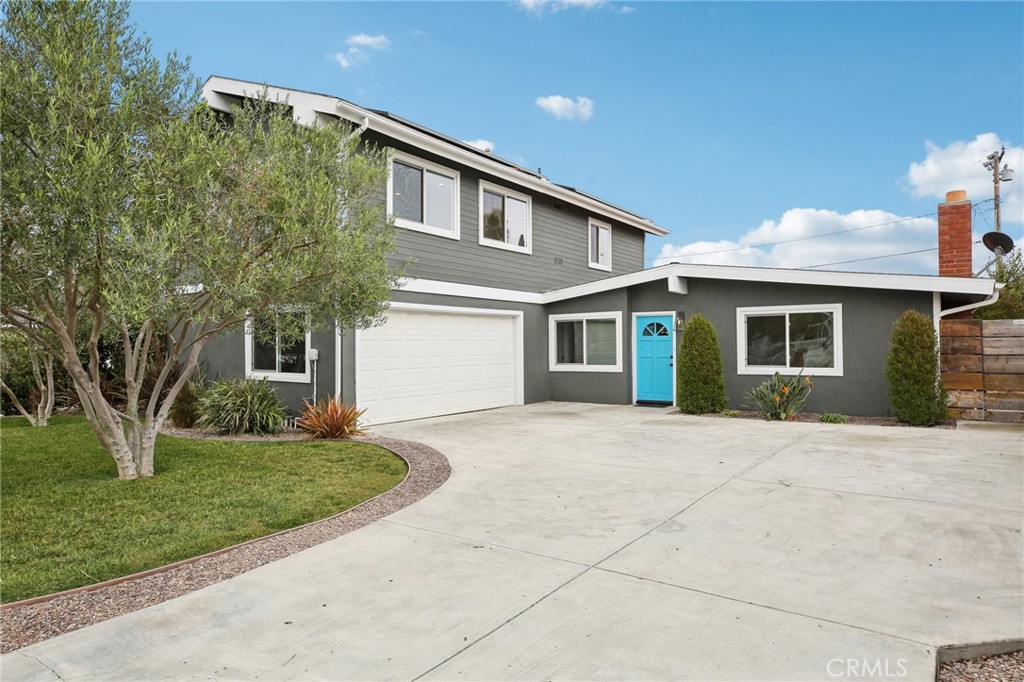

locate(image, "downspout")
[[934, 282, 1004, 325]]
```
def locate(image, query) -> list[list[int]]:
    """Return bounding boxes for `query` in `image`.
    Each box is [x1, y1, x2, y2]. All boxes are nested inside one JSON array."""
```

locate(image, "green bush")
[[170, 375, 205, 428], [885, 310, 948, 426], [818, 412, 848, 424], [198, 378, 287, 435], [975, 250, 1024, 320], [676, 313, 728, 414], [744, 371, 814, 420]]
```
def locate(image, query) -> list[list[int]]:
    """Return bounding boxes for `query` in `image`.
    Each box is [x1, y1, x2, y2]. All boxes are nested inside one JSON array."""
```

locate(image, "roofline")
[[542, 263, 998, 303], [397, 263, 998, 306], [201, 76, 669, 237]]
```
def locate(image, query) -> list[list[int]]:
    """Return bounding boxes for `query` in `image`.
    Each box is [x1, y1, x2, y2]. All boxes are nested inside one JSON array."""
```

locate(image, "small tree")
[[1, 2, 399, 478], [0, 329, 57, 426], [676, 313, 728, 414], [976, 250, 1024, 320], [885, 310, 947, 426]]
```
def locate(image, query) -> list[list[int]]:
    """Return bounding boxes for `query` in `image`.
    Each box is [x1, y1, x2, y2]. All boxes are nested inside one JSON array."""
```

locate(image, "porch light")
[[674, 311, 686, 332]]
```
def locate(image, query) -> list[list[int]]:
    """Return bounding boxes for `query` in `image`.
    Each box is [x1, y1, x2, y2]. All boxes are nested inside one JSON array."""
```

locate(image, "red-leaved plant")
[[296, 397, 366, 439]]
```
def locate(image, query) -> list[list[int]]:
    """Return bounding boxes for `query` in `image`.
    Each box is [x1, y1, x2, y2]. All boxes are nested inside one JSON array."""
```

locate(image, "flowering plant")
[[744, 372, 813, 420]]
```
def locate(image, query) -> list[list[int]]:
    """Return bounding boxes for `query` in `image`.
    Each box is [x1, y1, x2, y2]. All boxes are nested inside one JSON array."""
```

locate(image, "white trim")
[[200, 76, 669, 238], [543, 263, 998, 304], [736, 303, 844, 377], [588, 218, 612, 272], [354, 302, 525, 414], [632, 312, 677, 405], [334, 320, 342, 400], [387, 150, 461, 240], [398, 278, 545, 304], [478, 180, 533, 255], [548, 311, 623, 373], [244, 319, 312, 384]]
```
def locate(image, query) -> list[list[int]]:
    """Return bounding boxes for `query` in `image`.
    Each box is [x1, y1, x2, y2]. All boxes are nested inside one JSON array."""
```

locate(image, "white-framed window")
[[479, 180, 532, 254], [588, 218, 612, 271], [548, 311, 622, 372], [736, 303, 843, 376], [245, 311, 311, 383], [387, 150, 460, 239]]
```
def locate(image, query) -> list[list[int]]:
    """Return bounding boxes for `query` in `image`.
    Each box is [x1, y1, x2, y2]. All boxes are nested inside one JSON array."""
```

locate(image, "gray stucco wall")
[[201, 324, 338, 415], [547, 289, 633, 404], [366, 133, 646, 293], [550, 277, 933, 416]]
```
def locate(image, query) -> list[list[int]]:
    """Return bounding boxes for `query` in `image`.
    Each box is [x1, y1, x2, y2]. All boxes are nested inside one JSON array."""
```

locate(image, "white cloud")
[[617, 5, 637, 13], [518, 0, 607, 14], [536, 94, 594, 121], [463, 139, 495, 153], [652, 207, 971, 275], [907, 133, 1023, 227], [334, 33, 390, 70], [346, 33, 390, 50]]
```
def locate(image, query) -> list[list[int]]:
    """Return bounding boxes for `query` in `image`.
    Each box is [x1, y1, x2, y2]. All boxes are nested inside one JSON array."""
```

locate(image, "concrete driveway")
[[4, 403, 1022, 681]]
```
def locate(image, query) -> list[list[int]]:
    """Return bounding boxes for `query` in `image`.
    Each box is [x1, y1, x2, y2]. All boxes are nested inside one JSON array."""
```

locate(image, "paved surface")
[[4, 404, 1022, 681]]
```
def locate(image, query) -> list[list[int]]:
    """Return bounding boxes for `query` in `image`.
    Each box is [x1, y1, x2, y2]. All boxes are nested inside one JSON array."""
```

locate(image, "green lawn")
[[0, 416, 406, 603]]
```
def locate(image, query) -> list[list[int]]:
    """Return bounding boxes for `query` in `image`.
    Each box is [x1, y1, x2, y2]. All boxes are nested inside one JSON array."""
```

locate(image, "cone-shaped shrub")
[[885, 310, 948, 426], [677, 313, 728, 414]]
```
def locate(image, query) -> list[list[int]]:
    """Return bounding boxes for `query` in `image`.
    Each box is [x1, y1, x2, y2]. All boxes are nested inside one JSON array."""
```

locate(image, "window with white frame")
[[549, 312, 622, 372], [479, 181, 532, 253], [737, 304, 843, 376], [387, 151, 460, 239], [247, 311, 311, 383], [588, 218, 612, 271]]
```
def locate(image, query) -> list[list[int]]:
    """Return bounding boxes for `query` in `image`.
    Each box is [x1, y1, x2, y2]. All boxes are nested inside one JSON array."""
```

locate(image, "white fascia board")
[[398, 278, 545, 305], [540, 263, 996, 304], [202, 76, 668, 238]]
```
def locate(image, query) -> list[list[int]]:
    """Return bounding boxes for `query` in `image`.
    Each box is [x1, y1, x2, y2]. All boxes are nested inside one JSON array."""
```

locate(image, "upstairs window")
[[388, 151, 460, 239], [588, 218, 612, 271], [737, 304, 843, 376], [479, 181, 532, 254]]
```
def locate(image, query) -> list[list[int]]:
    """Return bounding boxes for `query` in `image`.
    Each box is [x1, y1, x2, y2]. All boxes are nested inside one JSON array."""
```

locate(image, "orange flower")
[[782, 385, 790, 395], [774, 395, 781, 402]]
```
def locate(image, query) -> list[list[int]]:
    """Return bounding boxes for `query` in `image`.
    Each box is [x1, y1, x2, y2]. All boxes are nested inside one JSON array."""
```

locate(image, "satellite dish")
[[974, 231, 1016, 277], [982, 231, 1015, 255]]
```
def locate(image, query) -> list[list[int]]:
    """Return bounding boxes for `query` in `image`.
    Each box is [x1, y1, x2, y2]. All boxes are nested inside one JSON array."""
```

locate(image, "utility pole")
[[983, 146, 1014, 232]]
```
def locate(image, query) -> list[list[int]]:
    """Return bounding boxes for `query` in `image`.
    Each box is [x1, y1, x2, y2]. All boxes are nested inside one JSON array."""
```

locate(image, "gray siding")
[[202, 325, 338, 415], [544, 278, 933, 416], [367, 133, 646, 293]]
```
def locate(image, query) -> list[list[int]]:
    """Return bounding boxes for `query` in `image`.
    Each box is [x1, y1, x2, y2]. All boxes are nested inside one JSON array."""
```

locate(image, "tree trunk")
[[64, 361, 141, 480]]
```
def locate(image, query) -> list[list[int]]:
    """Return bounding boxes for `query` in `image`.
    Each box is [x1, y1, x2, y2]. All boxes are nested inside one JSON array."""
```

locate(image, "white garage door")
[[356, 306, 519, 424]]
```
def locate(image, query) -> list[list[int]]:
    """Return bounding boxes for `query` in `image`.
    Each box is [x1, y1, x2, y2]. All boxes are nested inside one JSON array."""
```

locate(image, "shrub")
[[745, 372, 813, 420], [198, 378, 287, 435], [818, 412, 848, 424], [885, 310, 948, 426], [170, 375, 205, 428], [676, 313, 728, 414], [297, 397, 366, 439], [0, 332, 36, 417]]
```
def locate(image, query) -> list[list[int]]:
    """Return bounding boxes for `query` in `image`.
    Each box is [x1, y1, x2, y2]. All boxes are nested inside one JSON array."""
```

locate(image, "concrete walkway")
[[4, 404, 1022, 681]]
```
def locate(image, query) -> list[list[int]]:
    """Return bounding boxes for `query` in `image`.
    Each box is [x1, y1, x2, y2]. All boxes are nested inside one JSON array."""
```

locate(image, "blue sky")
[[130, 1, 1024, 275]]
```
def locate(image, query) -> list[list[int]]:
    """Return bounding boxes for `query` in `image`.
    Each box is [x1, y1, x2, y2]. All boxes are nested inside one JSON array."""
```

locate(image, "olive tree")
[[1, 1, 399, 479]]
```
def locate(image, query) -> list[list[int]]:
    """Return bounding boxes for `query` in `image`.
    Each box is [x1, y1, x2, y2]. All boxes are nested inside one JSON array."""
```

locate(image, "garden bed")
[[701, 410, 957, 429]]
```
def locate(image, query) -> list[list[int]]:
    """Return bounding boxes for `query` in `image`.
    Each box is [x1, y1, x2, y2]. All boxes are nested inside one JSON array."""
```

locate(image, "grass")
[[0, 416, 407, 603]]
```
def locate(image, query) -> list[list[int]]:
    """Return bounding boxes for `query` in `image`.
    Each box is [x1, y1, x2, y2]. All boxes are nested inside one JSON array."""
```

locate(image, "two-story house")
[[200, 77, 999, 422]]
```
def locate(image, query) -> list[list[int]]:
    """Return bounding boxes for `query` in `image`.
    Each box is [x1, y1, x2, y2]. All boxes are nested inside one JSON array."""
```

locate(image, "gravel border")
[[0, 433, 450, 653], [702, 409, 958, 429], [938, 650, 1024, 682]]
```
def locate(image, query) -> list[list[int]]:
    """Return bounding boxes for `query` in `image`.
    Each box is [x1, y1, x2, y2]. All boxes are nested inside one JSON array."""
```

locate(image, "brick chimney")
[[938, 189, 973, 277]]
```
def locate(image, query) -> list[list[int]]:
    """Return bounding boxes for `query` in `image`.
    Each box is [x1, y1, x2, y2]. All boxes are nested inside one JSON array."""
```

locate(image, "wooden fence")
[[941, 319, 1024, 423]]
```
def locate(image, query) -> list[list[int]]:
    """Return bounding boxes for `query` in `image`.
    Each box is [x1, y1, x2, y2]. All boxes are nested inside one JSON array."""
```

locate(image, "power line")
[[803, 247, 939, 269], [648, 197, 998, 264]]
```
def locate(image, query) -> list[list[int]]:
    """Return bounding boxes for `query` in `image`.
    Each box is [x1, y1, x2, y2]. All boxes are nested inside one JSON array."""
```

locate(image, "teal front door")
[[636, 315, 674, 403]]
